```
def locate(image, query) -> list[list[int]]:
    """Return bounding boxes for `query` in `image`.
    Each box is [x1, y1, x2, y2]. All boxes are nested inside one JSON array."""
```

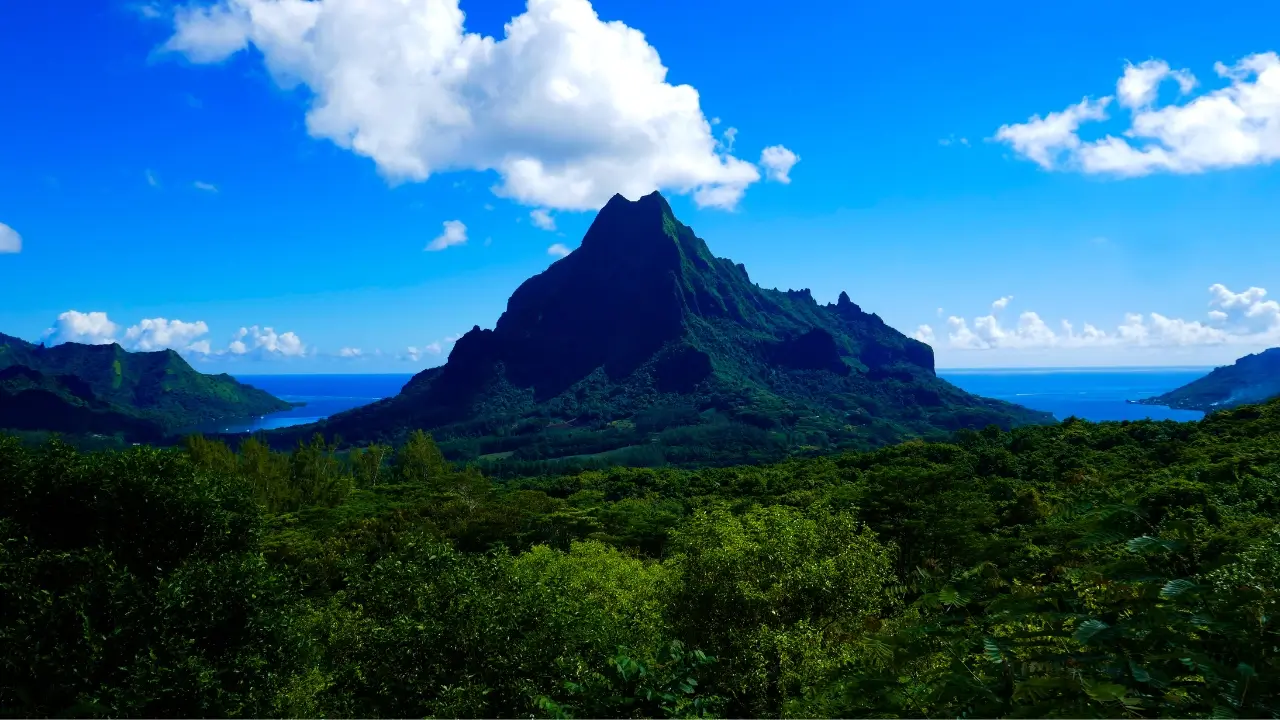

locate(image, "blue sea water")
[[205, 368, 1213, 434], [938, 368, 1210, 423], [194, 374, 415, 434]]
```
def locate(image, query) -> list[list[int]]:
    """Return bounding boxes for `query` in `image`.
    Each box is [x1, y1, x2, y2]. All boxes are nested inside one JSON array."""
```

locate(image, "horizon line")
[[227, 364, 1219, 377]]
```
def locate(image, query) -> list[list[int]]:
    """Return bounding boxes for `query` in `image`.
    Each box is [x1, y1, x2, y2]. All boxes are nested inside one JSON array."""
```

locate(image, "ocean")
[[937, 368, 1209, 423], [195, 374, 415, 434], [212, 367, 1213, 434]]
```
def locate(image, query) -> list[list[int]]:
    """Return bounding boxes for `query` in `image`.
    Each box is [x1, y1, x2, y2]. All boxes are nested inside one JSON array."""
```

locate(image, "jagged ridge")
[[0, 333, 291, 437], [1137, 347, 1280, 412], [293, 191, 1052, 462]]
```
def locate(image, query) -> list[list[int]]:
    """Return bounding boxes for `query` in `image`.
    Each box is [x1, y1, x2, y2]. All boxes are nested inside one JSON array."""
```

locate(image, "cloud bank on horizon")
[[43, 311, 311, 360], [160, 0, 797, 211], [39, 310, 461, 367], [916, 284, 1280, 360], [995, 53, 1280, 176]]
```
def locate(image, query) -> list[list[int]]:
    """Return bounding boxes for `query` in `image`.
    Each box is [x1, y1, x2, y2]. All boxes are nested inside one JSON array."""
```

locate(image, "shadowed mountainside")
[[1137, 347, 1280, 412], [0, 332, 291, 439], [274, 192, 1053, 465]]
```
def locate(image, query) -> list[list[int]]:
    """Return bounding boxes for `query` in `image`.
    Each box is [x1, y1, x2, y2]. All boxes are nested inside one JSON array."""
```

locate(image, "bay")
[[197, 367, 1213, 435]]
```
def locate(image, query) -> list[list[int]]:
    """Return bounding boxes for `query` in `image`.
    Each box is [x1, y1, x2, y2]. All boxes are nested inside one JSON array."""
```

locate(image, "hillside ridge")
[[279, 191, 1051, 466]]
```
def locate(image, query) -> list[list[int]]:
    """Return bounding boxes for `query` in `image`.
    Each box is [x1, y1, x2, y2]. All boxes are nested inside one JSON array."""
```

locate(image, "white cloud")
[[760, 144, 799, 183], [547, 242, 571, 257], [402, 333, 460, 362], [1116, 59, 1196, 110], [530, 208, 556, 231], [38, 311, 321, 360], [193, 180, 218, 192], [938, 135, 970, 147], [161, 0, 783, 210], [229, 325, 306, 357], [338, 346, 362, 357], [44, 311, 120, 345], [427, 219, 467, 251], [994, 97, 1111, 169], [720, 126, 738, 153], [996, 52, 1280, 176], [919, 285, 1280, 353], [0, 222, 20, 253], [134, 2, 165, 19], [145, 169, 160, 187], [123, 317, 211, 352]]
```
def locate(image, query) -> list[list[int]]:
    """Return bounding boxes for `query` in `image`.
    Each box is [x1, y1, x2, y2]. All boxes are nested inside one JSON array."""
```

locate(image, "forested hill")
[[1138, 347, 1280, 412], [3, 397, 1277, 717], [0, 332, 290, 438], [278, 191, 1052, 462]]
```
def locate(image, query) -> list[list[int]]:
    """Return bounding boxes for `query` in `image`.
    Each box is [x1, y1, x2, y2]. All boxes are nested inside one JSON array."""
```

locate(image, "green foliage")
[[0, 333, 290, 440], [5, 396, 1280, 717], [0, 436, 302, 717], [275, 193, 1052, 463], [1140, 346, 1280, 411]]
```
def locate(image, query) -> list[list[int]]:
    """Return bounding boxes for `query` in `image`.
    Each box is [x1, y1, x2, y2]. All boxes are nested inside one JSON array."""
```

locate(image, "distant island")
[[0, 332, 291, 441], [271, 191, 1054, 468], [1135, 347, 1280, 413]]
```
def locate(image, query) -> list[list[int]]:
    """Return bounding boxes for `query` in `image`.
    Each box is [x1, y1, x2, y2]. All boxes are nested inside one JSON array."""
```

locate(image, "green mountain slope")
[[282, 192, 1052, 465], [0, 364, 167, 440], [0, 332, 291, 437], [1137, 347, 1280, 412]]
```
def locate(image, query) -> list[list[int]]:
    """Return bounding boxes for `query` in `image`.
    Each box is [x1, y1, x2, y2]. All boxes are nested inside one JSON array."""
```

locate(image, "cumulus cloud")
[[338, 346, 362, 357], [229, 325, 307, 357], [760, 145, 799, 184], [995, 52, 1280, 176], [994, 97, 1111, 169], [124, 317, 211, 352], [44, 311, 120, 345], [145, 169, 160, 188], [530, 208, 556, 231], [193, 180, 218, 192], [161, 0, 784, 210], [919, 285, 1280, 353], [38, 310, 318, 360], [402, 333, 460, 362], [427, 219, 468, 251], [1116, 59, 1196, 110], [403, 343, 443, 361], [0, 222, 20, 253], [547, 242, 571, 257]]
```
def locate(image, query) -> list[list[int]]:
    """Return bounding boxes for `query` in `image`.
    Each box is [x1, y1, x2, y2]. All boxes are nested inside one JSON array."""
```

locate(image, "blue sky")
[[3, 0, 1280, 371]]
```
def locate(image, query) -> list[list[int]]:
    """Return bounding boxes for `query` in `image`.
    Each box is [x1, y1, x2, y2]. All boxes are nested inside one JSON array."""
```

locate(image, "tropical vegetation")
[[4, 395, 1278, 717]]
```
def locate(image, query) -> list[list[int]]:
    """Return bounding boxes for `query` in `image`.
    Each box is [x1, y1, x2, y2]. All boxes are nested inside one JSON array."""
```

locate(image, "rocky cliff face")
[[303, 191, 1051, 456]]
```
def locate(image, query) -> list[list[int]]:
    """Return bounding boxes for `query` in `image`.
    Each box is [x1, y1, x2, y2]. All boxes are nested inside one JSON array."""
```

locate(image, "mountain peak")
[[298, 190, 1053, 456], [581, 190, 680, 256]]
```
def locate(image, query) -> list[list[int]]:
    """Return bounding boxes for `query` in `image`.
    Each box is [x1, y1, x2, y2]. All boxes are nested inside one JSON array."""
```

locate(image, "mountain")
[[1137, 348, 1280, 412], [282, 192, 1053, 465], [0, 333, 291, 438], [0, 364, 168, 440]]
